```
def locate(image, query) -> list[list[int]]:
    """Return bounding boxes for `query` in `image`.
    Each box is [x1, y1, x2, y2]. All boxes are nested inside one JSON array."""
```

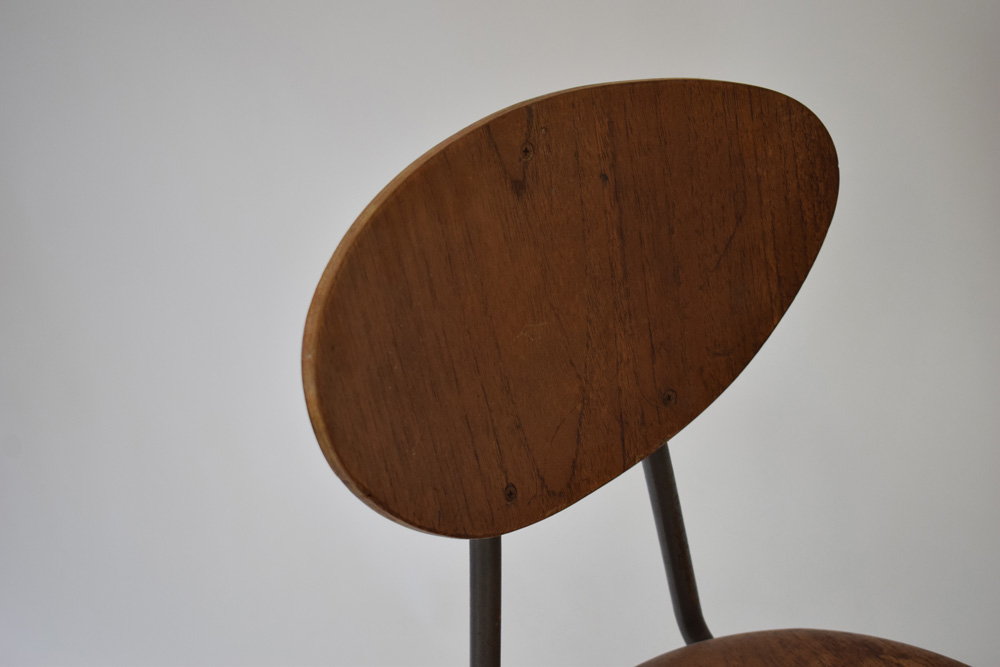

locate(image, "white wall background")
[[1, 2, 998, 665]]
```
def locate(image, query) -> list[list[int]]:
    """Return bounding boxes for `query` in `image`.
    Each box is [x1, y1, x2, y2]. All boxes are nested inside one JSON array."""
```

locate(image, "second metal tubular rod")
[[643, 441, 713, 644]]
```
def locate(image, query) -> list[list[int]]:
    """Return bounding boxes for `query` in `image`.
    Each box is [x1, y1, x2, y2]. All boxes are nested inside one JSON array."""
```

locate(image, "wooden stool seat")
[[638, 629, 966, 667]]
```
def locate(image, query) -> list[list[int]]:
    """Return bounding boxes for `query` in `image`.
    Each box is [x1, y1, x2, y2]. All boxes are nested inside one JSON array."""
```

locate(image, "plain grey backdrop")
[[1, 1, 998, 665]]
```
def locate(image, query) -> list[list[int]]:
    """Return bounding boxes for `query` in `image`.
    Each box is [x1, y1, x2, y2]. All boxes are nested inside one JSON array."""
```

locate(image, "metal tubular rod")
[[470, 536, 501, 667], [642, 442, 713, 645]]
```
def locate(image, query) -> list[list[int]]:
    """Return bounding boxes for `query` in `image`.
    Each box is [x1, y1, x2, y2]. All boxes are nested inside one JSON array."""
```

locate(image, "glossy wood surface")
[[637, 629, 968, 667], [303, 79, 839, 537]]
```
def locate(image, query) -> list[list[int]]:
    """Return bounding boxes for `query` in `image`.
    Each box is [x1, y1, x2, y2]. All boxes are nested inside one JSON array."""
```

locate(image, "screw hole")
[[519, 143, 534, 161], [504, 484, 517, 502], [662, 389, 677, 406]]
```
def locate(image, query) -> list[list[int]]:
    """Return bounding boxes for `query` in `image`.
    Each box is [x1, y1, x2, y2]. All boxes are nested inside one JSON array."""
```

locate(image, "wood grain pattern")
[[636, 628, 968, 666], [303, 79, 839, 538]]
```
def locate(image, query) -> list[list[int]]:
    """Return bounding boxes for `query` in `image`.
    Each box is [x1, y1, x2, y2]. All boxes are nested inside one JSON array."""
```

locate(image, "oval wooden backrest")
[[303, 79, 838, 538]]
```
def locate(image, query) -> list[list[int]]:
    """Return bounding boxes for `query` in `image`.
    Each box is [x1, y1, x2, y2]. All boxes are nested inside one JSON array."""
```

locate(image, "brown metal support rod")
[[470, 536, 501, 667], [643, 442, 713, 644]]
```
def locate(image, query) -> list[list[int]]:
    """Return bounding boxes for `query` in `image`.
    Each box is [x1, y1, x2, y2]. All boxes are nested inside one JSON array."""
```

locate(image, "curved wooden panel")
[[637, 629, 967, 666], [303, 79, 839, 537]]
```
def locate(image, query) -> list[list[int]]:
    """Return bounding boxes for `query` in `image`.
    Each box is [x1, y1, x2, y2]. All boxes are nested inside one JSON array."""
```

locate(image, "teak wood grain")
[[303, 79, 839, 538], [638, 629, 968, 666]]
